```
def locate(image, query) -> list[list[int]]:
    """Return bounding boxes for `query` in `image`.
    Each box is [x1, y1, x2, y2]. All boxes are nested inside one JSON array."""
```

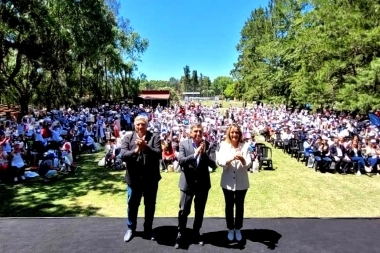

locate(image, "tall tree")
[[191, 70, 199, 92], [182, 65, 191, 92]]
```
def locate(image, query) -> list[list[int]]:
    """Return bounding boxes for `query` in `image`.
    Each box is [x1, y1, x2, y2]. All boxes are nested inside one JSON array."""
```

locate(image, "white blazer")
[[216, 141, 252, 191]]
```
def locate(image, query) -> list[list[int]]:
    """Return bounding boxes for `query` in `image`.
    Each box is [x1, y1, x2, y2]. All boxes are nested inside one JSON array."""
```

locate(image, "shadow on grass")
[[0, 151, 125, 217]]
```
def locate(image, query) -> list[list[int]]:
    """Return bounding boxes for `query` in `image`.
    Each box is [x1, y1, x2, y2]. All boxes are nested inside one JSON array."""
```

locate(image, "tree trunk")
[[104, 57, 108, 101], [79, 61, 83, 98], [19, 93, 30, 116]]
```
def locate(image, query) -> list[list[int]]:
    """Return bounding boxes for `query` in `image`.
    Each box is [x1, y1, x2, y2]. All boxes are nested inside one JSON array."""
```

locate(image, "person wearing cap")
[[303, 135, 315, 165], [364, 139, 379, 173], [61, 135, 79, 173], [121, 115, 162, 243], [0, 132, 12, 153], [10, 141, 27, 182], [38, 153, 58, 182]]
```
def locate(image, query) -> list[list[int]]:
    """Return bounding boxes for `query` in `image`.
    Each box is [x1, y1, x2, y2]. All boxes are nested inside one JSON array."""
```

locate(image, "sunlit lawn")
[[181, 99, 248, 109], [1, 138, 380, 218]]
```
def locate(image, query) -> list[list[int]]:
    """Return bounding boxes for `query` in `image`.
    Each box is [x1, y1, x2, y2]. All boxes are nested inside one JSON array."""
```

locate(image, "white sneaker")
[[235, 229, 242, 241], [356, 170, 361, 176], [14, 177, 18, 182], [227, 230, 234, 241]]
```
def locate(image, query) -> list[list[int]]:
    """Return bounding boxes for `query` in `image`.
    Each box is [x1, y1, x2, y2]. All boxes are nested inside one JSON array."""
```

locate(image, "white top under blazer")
[[216, 141, 252, 191]]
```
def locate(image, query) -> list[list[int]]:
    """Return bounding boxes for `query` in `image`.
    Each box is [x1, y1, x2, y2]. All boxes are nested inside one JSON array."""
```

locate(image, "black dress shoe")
[[193, 232, 204, 246], [144, 230, 156, 241], [174, 235, 182, 249]]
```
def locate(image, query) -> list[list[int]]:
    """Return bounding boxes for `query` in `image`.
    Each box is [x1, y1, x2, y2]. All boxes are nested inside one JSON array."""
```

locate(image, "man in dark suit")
[[175, 123, 217, 249], [120, 115, 162, 242], [329, 136, 349, 172]]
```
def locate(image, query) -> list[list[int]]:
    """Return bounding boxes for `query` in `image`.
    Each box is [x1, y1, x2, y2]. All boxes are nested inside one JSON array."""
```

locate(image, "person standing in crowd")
[[113, 116, 121, 138], [10, 141, 27, 182], [175, 123, 217, 249], [121, 115, 162, 243], [216, 124, 251, 242]]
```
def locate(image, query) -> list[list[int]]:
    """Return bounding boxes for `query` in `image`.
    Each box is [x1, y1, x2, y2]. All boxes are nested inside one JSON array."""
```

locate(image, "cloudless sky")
[[120, 0, 268, 81]]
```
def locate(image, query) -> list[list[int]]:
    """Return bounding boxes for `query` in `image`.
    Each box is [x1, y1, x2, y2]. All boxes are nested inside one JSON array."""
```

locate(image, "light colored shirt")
[[11, 152, 24, 168], [336, 146, 343, 157], [216, 141, 252, 191]]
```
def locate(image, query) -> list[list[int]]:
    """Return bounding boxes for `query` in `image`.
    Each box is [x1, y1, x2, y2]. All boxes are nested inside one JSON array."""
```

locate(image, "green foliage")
[[223, 82, 235, 99], [212, 76, 234, 96], [0, 0, 148, 112], [233, 0, 380, 112], [178, 66, 213, 96]]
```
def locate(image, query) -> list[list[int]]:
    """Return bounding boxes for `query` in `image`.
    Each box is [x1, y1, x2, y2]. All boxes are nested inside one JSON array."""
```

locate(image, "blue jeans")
[[126, 182, 158, 231], [45, 170, 57, 178], [351, 156, 366, 171], [314, 156, 332, 169], [367, 157, 378, 168]]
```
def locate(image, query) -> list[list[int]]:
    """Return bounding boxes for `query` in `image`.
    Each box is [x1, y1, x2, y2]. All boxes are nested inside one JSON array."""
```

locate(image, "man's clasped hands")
[[134, 137, 147, 153]]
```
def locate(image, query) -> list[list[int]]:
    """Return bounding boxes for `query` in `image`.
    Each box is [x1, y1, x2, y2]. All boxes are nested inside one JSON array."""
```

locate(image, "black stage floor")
[[0, 217, 379, 253]]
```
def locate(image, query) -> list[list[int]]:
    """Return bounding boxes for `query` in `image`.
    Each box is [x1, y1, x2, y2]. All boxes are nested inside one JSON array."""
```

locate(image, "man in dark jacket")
[[120, 115, 162, 242], [329, 136, 349, 172], [174, 123, 217, 249]]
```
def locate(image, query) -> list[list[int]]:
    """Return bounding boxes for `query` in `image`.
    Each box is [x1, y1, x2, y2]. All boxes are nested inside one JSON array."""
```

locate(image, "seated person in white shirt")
[[105, 138, 117, 166], [281, 128, 293, 145], [10, 142, 27, 182]]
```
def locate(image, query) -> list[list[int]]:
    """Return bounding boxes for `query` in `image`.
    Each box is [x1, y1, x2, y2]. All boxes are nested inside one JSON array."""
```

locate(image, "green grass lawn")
[[1, 139, 380, 218]]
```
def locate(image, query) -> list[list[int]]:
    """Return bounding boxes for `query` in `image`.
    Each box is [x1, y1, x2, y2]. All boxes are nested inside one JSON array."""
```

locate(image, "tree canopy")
[[232, 0, 380, 113], [0, 0, 148, 114]]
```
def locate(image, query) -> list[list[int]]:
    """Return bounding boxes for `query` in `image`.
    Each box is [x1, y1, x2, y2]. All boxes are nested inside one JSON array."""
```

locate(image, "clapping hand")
[[234, 151, 246, 166], [195, 141, 206, 156], [134, 137, 147, 153]]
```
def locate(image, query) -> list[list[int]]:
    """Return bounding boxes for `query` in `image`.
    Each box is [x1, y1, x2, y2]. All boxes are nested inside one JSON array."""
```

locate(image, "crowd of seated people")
[[271, 125, 380, 176], [0, 103, 150, 183], [2, 101, 378, 183]]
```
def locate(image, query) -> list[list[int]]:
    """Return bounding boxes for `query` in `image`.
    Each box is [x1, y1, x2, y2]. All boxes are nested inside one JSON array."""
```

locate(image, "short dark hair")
[[190, 123, 202, 132]]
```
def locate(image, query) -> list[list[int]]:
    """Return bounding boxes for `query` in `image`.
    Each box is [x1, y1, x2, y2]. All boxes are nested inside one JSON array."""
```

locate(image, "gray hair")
[[134, 115, 149, 125]]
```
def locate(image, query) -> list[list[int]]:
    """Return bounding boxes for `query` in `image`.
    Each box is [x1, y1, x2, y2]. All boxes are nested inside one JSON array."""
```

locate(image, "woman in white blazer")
[[216, 123, 252, 242]]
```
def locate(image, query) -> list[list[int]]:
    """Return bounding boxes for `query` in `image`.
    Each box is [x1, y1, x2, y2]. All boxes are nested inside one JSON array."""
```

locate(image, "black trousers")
[[127, 182, 159, 231], [222, 188, 247, 230], [178, 189, 209, 234]]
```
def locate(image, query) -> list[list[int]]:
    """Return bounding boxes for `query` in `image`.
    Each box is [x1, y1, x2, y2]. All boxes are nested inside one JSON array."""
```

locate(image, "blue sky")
[[120, 0, 268, 81]]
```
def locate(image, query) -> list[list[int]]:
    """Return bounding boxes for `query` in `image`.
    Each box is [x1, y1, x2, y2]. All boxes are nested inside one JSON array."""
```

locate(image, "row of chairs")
[[269, 136, 361, 174]]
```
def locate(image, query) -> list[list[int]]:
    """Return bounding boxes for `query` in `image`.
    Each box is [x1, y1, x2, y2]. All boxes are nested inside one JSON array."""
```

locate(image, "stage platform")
[[1, 217, 379, 253]]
